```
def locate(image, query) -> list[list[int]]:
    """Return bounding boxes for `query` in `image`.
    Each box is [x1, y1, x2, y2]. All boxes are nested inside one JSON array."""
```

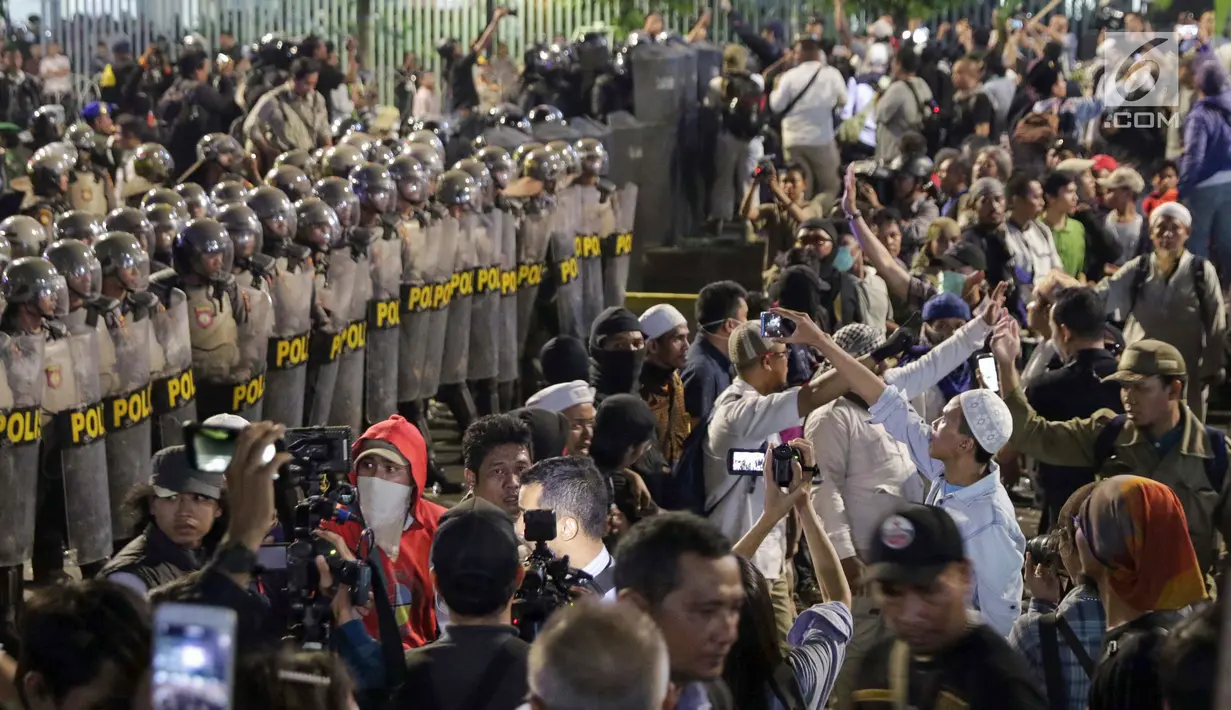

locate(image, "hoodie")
[[1178, 89, 1231, 196], [323, 415, 446, 648]]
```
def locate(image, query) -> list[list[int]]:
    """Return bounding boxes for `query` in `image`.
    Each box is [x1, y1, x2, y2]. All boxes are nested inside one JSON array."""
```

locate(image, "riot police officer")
[[30, 106, 67, 150], [516, 147, 567, 389], [406, 143, 445, 192], [210, 180, 251, 206], [0, 215, 51, 259], [297, 196, 347, 425], [265, 165, 314, 202], [64, 122, 117, 216], [434, 168, 480, 432], [179, 133, 250, 190], [571, 137, 618, 328], [474, 145, 522, 412], [455, 158, 502, 416], [22, 143, 76, 227], [105, 207, 157, 261], [121, 143, 175, 207], [319, 144, 365, 180], [274, 149, 315, 178], [53, 210, 106, 245], [217, 202, 273, 291], [174, 183, 216, 219], [143, 203, 184, 271], [349, 163, 398, 428], [314, 176, 361, 238], [141, 187, 190, 219]]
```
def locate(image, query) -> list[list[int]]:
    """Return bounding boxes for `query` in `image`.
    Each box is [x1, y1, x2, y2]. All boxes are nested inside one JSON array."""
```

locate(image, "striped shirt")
[[776, 601, 854, 710]]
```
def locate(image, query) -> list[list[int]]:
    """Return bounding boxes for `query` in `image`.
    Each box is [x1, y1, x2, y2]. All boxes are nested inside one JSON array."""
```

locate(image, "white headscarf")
[[1149, 202, 1192, 230]]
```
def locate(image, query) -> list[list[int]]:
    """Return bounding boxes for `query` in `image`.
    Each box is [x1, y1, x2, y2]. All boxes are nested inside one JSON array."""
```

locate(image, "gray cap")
[[151, 446, 224, 499]]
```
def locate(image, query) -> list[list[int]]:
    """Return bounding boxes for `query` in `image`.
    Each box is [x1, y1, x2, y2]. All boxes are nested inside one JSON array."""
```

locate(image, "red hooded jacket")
[[323, 415, 446, 648]]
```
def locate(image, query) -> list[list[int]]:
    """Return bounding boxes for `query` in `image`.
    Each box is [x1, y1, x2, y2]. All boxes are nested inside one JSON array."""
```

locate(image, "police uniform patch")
[[193, 303, 216, 329], [38, 208, 52, 226], [81, 188, 93, 202], [45, 364, 62, 389]]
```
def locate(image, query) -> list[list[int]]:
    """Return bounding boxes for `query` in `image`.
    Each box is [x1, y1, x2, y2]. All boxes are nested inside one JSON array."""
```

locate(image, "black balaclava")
[[540, 335, 591, 385], [588, 306, 646, 397]]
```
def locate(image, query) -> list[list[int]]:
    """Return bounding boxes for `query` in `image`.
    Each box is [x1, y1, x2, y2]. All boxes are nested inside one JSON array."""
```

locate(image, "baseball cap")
[[1097, 166, 1144, 194], [1055, 158, 1095, 175], [867, 505, 965, 586], [430, 508, 522, 607], [1101, 339, 1187, 384], [937, 241, 987, 273], [353, 439, 409, 468], [151, 446, 224, 499], [729, 320, 786, 369]]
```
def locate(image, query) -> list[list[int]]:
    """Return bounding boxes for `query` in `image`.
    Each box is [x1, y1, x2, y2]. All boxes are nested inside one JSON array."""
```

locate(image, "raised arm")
[[841, 165, 914, 302]]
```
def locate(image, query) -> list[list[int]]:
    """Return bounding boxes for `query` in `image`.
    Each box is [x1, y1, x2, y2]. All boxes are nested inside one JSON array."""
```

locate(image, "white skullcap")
[[203, 413, 250, 429], [867, 42, 890, 69], [1149, 202, 1192, 230], [525, 380, 595, 413], [957, 389, 1013, 454], [639, 304, 688, 340]]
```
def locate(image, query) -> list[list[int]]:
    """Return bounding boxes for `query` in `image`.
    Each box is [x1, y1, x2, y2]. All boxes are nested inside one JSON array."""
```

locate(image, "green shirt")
[[1051, 215, 1087, 277]]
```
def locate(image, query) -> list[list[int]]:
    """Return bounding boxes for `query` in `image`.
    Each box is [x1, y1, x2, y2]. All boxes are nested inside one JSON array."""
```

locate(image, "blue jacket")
[[1179, 89, 1231, 196]]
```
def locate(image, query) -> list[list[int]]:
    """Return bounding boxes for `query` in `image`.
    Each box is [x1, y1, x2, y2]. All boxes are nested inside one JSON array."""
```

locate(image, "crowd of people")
[[0, 5, 1224, 710]]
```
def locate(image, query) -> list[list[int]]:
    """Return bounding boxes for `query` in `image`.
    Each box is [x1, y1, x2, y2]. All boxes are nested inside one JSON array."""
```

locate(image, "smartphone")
[[1010, 18, 1024, 30], [727, 448, 766, 475], [759, 311, 796, 339], [1177, 24, 1199, 39], [257, 543, 288, 571], [976, 353, 1000, 394], [152, 603, 237, 710], [183, 421, 274, 473]]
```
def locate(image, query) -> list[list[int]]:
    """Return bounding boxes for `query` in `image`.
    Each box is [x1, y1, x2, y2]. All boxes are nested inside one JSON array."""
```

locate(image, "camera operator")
[[460, 413, 534, 519], [321, 415, 446, 648], [519, 457, 617, 598], [391, 508, 529, 710], [98, 446, 227, 596], [741, 162, 823, 264]]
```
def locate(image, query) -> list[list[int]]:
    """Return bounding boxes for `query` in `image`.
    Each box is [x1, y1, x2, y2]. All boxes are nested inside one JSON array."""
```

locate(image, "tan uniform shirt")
[[245, 83, 330, 154]]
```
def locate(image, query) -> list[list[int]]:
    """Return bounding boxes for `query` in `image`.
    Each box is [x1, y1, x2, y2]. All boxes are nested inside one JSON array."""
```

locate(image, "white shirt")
[[894, 317, 994, 426], [769, 61, 847, 147], [578, 545, 618, 601], [703, 380, 803, 579], [39, 54, 71, 95], [840, 76, 878, 147], [412, 86, 440, 117], [867, 384, 1026, 636], [855, 267, 890, 337]]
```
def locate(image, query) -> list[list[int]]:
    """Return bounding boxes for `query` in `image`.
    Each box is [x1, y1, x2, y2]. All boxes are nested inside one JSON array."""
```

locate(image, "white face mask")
[[358, 476, 412, 560]]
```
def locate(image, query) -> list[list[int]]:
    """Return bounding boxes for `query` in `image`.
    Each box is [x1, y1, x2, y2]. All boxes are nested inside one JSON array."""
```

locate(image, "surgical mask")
[[833, 246, 855, 272], [941, 270, 968, 295], [358, 476, 411, 560]]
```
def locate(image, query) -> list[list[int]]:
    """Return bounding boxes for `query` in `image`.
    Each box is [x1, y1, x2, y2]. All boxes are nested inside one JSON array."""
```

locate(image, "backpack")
[[1092, 414, 1228, 493], [721, 73, 768, 141], [1013, 110, 1060, 145], [899, 78, 942, 143], [1126, 253, 1214, 330]]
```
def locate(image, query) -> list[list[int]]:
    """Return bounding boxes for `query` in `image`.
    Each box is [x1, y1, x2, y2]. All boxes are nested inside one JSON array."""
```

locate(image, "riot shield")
[[604, 184, 638, 308], [577, 184, 612, 331], [0, 335, 45, 568], [329, 248, 371, 433], [367, 232, 402, 423], [194, 285, 272, 422], [468, 210, 500, 383], [151, 289, 197, 449], [397, 217, 433, 404], [45, 328, 112, 566], [550, 194, 584, 339], [438, 215, 471, 388], [102, 316, 152, 542], [516, 207, 553, 360], [420, 217, 457, 401], [496, 204, 520, 387], [305, 253, 356, 426], [264, 264, 314, 427]]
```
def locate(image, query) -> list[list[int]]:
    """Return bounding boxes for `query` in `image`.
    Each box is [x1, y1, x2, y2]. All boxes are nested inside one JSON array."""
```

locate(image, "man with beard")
[[525, 380, 597, 456], [958, 177, 1028, 322], [638, 304, 691, 466], [588, 306, 647, 400]]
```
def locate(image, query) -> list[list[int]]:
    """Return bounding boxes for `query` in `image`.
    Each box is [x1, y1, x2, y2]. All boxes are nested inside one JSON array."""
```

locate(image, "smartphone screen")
[[185, 422, 274, 473], [1177, 24, 1199, 39], [977, 354, 1000, 394], [257, 543, 288, 571], [727, 448, 766, 474], [153, 604, 237, 710], [1010, 18, 1024, 30]]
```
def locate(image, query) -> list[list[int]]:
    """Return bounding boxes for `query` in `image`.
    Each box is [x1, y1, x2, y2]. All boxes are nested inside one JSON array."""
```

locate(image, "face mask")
[[833, 246, 855, 273], [358, 476, 412, 560], [941, 270, 968, 295], [592, 348, 646, 396]]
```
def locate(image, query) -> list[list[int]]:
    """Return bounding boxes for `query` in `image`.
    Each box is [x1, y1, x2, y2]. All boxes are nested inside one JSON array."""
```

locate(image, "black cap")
[[151, 446, 224, 499], [866, 504, 965, 586], [937, 241, 987, 273], [430, 508, 521, 605]]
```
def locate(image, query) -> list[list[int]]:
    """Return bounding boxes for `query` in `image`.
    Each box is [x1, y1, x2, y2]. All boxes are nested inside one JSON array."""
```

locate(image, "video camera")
[[511, 510, 581, 642]]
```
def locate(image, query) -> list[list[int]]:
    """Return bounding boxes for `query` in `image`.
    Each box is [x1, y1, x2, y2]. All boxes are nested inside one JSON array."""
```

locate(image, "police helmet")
[[53, 211, 106, 246], [406, 130, 445, 162], [2, 257, 69, 317], [488, 105, 531, 134], [0, 216, 50, 259], [93, 232, 151, 292], [209, 180, 252, 206], [338, 131, 377, 156], [217, 203, 264, 261], [294, 197, 343, 253], [0, 236, 10, 274], [105, 207, 156, 255], [44, 238, 102, 301], [434, 169, 478, 210], [349, 163, 396, 215], [173, 219, 234, 283], [469, 134, 488, 154], [27, 143, 77, 196], [511, 142, 545, 172], [265, 165, 314, 202], [197, 133, 245, 167], [475, 146, 517, 190], [521, 147, 566, 184], [366, 143, 396, 166], [453, 158, 493, 208], [274, 149, 313, 174], [142, 187, 190, 219], [143, 203, 185, 262], [320, 144, 365, 179], [388, 156, 429, 205], [331, 117, 366, 142], [527, 105, 564, 126], [406, 117, 451, 143], [406, 144, 444, 183], [245, 186, 298, 249], [31, 105, 67, 145], [174, 183, 216, 219], [545, 140, 581, 175], [64, 122, 97, 154], [131, 143, 175, 184], [314, 177, 361, 229], [574, 138, 608, 177]]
